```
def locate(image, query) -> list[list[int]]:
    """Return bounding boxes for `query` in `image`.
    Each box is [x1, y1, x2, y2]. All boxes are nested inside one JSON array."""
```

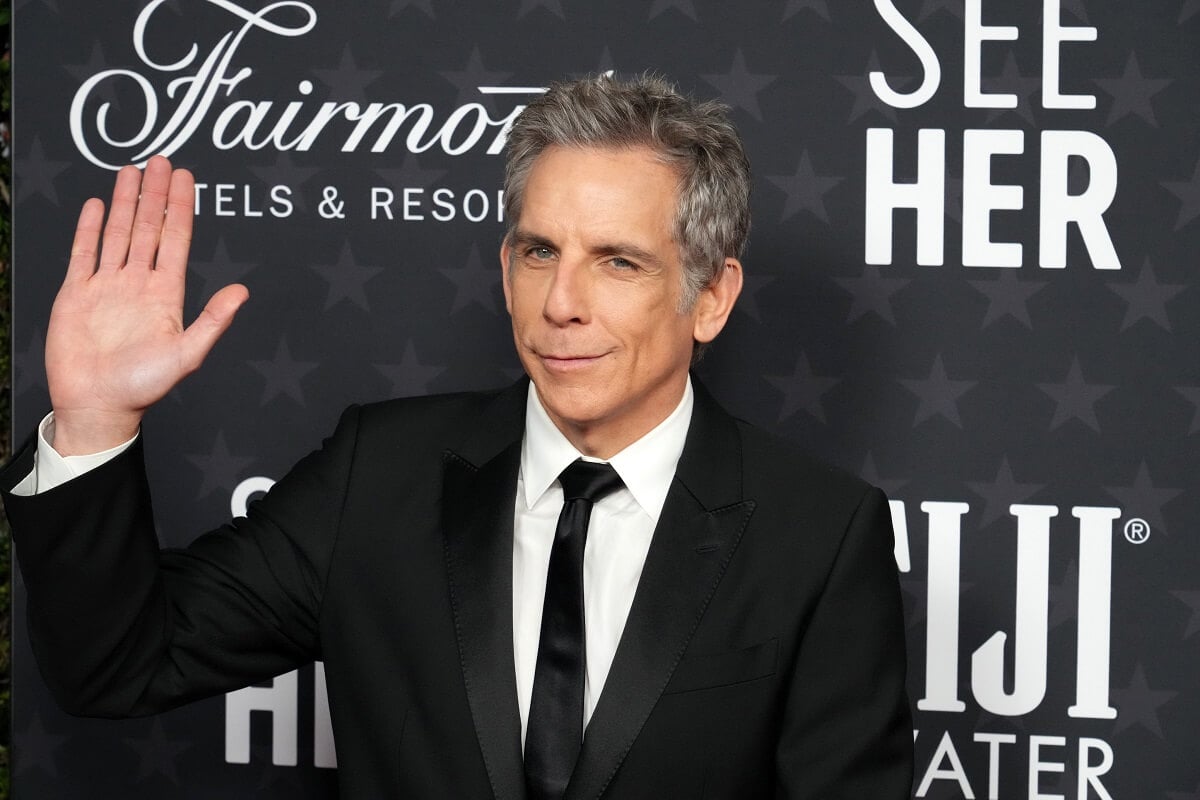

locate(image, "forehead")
[[518, 145, 680, 243]]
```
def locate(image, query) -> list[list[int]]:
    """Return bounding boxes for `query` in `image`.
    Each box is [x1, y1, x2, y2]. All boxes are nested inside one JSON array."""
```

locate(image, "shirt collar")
[[519, 377, 694, 525]]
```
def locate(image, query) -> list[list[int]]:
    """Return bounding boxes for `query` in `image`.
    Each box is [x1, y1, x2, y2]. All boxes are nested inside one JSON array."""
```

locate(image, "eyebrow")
[[510, 228, 665, 269]]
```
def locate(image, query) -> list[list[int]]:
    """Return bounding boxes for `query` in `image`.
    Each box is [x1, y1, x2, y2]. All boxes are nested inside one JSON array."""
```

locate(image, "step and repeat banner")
[[10, 0, 1200, 797]]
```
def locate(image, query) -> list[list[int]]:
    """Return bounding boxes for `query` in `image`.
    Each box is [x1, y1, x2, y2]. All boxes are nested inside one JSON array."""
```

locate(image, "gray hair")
[[502, 73, 751, 310]]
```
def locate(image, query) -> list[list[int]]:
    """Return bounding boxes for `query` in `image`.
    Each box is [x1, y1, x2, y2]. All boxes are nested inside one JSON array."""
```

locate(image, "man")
[[3, 75, 913, 797]]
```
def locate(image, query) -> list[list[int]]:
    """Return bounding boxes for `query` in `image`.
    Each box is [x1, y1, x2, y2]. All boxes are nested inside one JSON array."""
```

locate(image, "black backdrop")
[[10, 0, 1200, 796]]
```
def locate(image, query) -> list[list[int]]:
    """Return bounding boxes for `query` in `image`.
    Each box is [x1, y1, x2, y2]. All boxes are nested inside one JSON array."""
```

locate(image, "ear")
[[499, 238, 514, 314], [692, 257, 743, 344]]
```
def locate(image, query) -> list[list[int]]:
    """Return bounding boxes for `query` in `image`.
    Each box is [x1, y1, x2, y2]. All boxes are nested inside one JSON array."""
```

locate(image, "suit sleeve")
[[775, 486, 914, 799], [0, 405, 364, 718]]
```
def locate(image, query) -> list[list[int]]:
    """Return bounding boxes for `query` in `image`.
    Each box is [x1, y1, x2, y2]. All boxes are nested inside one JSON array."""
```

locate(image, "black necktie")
[[524, 459, 624, 800]]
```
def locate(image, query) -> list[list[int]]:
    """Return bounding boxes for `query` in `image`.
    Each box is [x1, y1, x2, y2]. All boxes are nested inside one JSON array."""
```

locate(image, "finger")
[[65, 198, 106, 285], [125, 155, 174, 271], [178, 283, 250, 373], [98, 164, 144, 271], [155, 167, 195, 277]]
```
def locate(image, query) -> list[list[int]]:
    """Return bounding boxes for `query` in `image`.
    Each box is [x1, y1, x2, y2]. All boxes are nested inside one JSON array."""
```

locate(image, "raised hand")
[[45, 156, 249, 456]]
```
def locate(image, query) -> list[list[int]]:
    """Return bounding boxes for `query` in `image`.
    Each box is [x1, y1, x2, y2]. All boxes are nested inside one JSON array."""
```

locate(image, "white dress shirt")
[[12, 380, 695, 749], [513, 380, 692, 746]]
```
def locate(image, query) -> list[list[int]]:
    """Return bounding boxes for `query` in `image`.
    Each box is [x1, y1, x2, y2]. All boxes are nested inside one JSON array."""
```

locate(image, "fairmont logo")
[[69, 0, 543, 170]]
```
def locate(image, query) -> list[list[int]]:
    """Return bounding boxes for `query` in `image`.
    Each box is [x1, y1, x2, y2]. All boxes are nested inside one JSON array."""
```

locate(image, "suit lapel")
[[442, 381, 530, 800], [566, 381, 756, 800]]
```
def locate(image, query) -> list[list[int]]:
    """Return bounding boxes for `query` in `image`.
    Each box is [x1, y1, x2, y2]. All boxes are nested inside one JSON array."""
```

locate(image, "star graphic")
[[968, 270, 1046, 329], [64, 42, 121, 108], [374, 153, 447, 192], [900, 354, 976, 428], [440, 48, 513, 109], [375, 340, 445, 396], [1171, 590, 1200, 639], [735, 273, 777, 323], [1161, 158, 1200, 230], [832, 265, 911, 325], [1110, 663, 1177, 738], [765, 352, 839, 423], [1167, 780, 1200, 800], [767, 151, 842, 223], [16, 137, 71, 205], [860, 452, 908, 497], [1176, 386, 1200, 434], [966, 457, 1044, 527], [918, 0, 962, 21], [312, 45, 384, 105], [389, 0, 434, 17], [1182, 0, 1200, 22], [248, 338, 319, 406], [310, 244, 383, 312], [782, 0, 829, 21], [648, 0, 698, 21], [1058, 0, 1089, 21], [519, 0, 565, 19], [1107, 258, 1185, 331], [982, 52, 1041, 126], [834, 52, 908, 124], [701, 50, 777, 122], [15, 0, 58, 13], [14, 712, 67, 776], [1094, 52, 1171, 127], [1037, 357, 1113, 433], [440, 243, 503, 315], [1047, 558, 1078, 632], [123, 718, 192, 784], [249, 153, 321, 214], [190, 237, 256, 304], [569, 47, 617, 81], [186, 431, 256, 499], [13, 327, 47, 397], [1104, 461, 1182, 536]]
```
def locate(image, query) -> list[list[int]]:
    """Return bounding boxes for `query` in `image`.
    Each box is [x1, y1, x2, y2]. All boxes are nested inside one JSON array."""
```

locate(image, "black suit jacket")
[[3, 379, 913, 798]]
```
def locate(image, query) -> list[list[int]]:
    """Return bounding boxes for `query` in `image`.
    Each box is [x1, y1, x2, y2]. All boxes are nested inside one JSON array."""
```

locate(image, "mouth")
[[536, 352, 608, 372]]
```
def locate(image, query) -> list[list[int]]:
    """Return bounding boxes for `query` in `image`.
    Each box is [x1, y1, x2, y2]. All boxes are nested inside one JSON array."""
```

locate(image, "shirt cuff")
[[9, 413, 139, 496]]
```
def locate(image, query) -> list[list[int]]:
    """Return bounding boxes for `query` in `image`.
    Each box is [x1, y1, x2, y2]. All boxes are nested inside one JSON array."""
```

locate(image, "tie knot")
[[558, 459, 624, 504]]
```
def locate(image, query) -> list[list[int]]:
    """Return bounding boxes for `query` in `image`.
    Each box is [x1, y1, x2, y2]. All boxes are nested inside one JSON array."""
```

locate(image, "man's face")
[[501, 145, 730, 458]]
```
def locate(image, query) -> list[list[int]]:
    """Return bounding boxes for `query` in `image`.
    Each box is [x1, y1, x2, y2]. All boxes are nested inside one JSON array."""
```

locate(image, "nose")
[[542, 257, 591, 326]]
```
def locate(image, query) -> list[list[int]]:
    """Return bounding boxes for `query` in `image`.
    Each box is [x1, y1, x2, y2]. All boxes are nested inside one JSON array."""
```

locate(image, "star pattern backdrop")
[[9, 0, 1200, 796]]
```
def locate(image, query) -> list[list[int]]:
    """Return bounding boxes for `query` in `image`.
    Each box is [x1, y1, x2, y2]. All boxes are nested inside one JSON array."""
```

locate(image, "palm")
[[45, 156, 247, 454]]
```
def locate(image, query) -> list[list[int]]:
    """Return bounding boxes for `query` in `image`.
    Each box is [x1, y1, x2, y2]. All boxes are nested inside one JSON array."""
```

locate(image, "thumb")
[[179, 283, 250, 372]]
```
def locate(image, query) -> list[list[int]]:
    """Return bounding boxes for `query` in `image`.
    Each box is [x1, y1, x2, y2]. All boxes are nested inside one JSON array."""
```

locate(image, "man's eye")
[[609, 256, 636, 270], [527, 246, 554, 260]]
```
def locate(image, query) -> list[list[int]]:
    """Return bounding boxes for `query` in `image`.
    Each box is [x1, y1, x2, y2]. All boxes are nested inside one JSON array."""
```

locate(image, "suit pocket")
[[662, 638, 778, 695]]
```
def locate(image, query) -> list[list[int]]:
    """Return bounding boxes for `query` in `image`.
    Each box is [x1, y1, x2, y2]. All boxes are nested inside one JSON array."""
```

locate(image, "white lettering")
[[964, 0, 1018, 108], [917, 501, 968, 712], [1078, 738, 1115, 800], [1042, 0, 1097, 109], [1029, 735, 1067, 800], [916, 731, 975, 798], [1069, 507, 1119, 719], [962, 129, 1024, 267], [864, 128, 946, 265], [69, 1, 540, 168], [972, 504, 1055, 716], [871, 0, 941, 108], [1039, 131, 1121, 269], [225, 669, 299, 766], [974, 732, 1017, 799]]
